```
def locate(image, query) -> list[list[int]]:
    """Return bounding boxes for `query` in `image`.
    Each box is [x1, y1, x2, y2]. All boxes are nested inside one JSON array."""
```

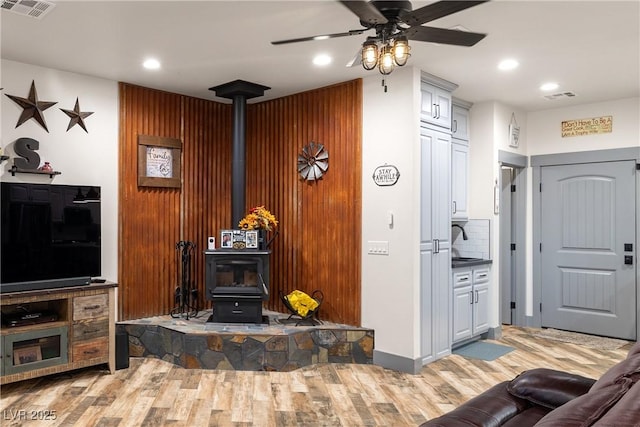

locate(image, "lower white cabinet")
[[453, 267, 490, 343]]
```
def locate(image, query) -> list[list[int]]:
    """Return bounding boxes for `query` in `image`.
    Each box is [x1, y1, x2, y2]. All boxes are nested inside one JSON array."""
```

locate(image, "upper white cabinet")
[[420, 73, 457, 131], [451, 142, 469, 220], [451, 104, 470, 142], [450, 99, 472, 221]]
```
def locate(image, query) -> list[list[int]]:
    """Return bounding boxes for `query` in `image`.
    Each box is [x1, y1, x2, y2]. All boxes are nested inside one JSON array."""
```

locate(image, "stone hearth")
[[117, 310, 374, 371]]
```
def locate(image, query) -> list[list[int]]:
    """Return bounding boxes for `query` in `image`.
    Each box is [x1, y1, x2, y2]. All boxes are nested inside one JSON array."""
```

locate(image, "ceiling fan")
[[272, 1, 488, 75]]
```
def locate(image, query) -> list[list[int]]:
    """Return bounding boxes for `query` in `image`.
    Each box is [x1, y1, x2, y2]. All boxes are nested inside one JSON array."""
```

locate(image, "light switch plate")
[[367, 240, 389, 255]]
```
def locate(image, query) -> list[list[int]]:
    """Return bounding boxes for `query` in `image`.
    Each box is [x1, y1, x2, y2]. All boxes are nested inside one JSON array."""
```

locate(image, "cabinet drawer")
[[474, 269, 490, 284], [72, 337, 108, 362], [453, 271, 472, 288], [72, 319, 108, 342], [73, 294, 108, 320]]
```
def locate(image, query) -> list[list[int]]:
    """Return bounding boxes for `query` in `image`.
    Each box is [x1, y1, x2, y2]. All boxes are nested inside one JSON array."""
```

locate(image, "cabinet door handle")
[[432, 103, 438, 119], [436, 104, 441, 119], [470, 290, 474, 304], [453, 119, 457, 133], [475, 290, 479, 304], [83, 305, 101, 310], [452, 201, 457, 214]]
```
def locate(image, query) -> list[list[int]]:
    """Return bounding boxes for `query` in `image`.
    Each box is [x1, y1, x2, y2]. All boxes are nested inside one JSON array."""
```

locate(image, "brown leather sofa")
[[422, 340, 640, 426]]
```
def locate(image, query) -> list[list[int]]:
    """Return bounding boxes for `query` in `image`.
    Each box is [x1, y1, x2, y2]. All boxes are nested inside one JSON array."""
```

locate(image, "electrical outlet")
[[367, 240, 389, 255]]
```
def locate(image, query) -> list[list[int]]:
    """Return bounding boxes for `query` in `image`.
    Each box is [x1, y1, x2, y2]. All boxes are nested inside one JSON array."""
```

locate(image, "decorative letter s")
[[13, 137, 40, 170]]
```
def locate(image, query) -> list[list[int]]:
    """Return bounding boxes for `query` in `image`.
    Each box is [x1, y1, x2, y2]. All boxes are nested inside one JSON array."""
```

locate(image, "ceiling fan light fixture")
[[378, 44, 395, 75], [392, 36, 410, 66], [361, 40, 379, 70]]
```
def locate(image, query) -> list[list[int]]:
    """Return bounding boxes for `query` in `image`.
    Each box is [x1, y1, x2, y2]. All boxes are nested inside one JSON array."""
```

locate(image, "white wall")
[[361, 66, 422, 361], [528, 98, 639, 155], [1, 60, 119, 285], [469, 97, 639, 322], [469, 102, 529, 325]]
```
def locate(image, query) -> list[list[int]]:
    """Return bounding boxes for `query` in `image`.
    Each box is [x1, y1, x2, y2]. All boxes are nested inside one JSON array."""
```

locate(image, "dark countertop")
[[451, 258, 493, 269]]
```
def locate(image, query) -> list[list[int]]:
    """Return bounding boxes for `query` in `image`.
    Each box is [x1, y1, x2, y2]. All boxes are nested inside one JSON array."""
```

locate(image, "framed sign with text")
[[137, 135, 182, 188]]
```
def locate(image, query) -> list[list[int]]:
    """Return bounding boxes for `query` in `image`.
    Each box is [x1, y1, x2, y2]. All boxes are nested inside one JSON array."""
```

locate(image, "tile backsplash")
[[452, 219, 490, 260]]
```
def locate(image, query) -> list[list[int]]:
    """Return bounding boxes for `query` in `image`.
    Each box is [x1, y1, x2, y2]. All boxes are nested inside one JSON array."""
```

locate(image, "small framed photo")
[[245, 230, 258, 249], [14, 345, 42, 365], [220, 230, 233, 248], [232, 230, 246, 249]]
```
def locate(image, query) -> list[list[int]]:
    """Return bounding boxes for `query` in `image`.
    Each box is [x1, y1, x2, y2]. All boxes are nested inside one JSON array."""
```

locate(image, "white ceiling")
[[2, 0, 639, 111]]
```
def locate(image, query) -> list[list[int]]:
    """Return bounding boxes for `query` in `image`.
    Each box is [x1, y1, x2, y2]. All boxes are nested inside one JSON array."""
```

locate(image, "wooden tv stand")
[[0, 282, 117, 385]]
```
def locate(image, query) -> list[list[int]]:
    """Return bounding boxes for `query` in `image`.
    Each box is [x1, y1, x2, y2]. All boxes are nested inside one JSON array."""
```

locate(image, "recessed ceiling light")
[[498, 59, 519, 71], [540, 82, 559, 91], [143, 58, 161, 70], [313, 54, 332, 66]]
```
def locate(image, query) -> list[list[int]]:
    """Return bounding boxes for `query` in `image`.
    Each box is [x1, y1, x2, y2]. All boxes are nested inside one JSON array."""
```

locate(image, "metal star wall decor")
[[5, 80, 57, 132], [60, 97, 94, 133]]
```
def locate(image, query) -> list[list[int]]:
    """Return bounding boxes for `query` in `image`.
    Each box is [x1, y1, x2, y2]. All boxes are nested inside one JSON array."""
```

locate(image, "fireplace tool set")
[[171, 240, 199, 319]]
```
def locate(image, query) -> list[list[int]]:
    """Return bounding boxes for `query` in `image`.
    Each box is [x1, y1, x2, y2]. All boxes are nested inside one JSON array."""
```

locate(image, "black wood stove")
[[205, 250, 270, 323]]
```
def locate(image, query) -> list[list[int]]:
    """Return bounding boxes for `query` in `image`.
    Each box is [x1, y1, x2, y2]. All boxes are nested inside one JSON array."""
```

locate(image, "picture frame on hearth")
[[220, 230, 233, 248], [245, 230, 258, 249], [137, 135, 182, 188]]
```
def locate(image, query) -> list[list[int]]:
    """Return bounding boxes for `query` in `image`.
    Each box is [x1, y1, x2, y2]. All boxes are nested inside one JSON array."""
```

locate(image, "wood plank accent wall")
[[119, 84, 184, 320], [247, 80, 362, 325], [118, 80, 362, 325]]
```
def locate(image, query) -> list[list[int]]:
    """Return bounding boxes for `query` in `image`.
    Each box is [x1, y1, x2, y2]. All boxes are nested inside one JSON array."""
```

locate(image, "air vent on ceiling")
[[1, 0, 55, 19], [543, 91, 577, 100]]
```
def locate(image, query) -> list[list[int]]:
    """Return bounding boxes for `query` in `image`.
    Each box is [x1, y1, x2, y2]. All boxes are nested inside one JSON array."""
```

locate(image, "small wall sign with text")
[[137, 135, 182, 188], [372, 164, 400, 186], [561, 116, 612, 138]]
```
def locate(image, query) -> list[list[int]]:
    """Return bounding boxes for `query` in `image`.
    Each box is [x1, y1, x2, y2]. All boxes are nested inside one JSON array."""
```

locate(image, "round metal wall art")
[[297, 141, 328, 181]]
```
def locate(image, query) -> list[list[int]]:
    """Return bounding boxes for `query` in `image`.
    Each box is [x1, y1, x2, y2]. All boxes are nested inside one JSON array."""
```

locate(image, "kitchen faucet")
[[452, 224, 468, 240]]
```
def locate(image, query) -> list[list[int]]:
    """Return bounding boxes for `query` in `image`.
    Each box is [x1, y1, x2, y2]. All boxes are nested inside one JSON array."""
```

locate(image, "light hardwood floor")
[[0, 326, 633, 427]]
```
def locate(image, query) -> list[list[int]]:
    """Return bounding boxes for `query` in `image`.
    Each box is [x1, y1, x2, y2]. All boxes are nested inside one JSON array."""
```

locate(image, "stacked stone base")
[[117, 313, 374, 371]]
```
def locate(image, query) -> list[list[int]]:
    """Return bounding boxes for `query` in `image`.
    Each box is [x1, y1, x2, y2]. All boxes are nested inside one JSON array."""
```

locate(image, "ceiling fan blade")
[[339, 0, 388, 26], [272, 29, 366, 45], [346, 48, 362, 67], [401, 1, 488, 26], [404, 26, 486, 47]]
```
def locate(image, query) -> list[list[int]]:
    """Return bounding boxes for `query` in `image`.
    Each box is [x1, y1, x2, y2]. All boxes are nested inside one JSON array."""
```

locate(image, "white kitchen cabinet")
[[451, 104, 470, 142], [451, 142, 469, 220], [420, 79, 454, 130], [452, 266, 490, 344], [420, 126, 452, 363], [452, 271, 473, 342]]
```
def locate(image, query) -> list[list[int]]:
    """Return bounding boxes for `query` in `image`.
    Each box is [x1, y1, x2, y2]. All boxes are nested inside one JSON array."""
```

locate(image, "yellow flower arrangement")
[[238, 206, 278, 231]]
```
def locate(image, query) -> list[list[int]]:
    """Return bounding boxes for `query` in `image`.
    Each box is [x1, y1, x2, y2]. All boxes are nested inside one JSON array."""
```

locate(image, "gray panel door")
[[541, 160, 636, 340]]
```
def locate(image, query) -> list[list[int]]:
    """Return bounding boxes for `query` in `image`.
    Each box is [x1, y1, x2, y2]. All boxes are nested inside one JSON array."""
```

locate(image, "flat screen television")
[[1, 182, 101, 293]]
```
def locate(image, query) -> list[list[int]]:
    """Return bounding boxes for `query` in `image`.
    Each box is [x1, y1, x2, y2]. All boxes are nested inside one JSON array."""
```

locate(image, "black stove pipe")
[[209, 80, 270, 227], [231, 94, 247, 226]]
